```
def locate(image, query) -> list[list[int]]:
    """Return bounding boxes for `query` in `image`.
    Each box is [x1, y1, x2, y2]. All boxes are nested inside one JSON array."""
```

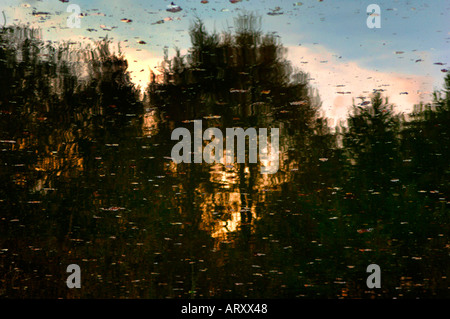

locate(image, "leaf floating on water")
[[32, 11, 51, 18], [267, 7, 283, 16], [357, 228, 373, 234], [90, 12, 106, 17], [166, 2, 182, 13], [100, 25, 114, 31], [203, 115, 221, 119], [290, 101, 307, 105], [230, 88, 248, 93], [100, 207, 125, 212]]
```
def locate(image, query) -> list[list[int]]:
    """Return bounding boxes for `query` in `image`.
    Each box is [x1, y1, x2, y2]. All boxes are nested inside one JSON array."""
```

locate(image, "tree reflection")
[[147, 13, 328, 245], [0, 20, 448, 298]]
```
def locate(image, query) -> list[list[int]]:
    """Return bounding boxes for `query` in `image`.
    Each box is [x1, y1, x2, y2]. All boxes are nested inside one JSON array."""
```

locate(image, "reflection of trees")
[[0, 21, 448, 298], [0, 26, 143, 194], [0, 26, 149, 297], [148, 13, 320, 121], [148, 14, 329, 245], [400, 74, 450, 194], [343, 93, 401, 192]]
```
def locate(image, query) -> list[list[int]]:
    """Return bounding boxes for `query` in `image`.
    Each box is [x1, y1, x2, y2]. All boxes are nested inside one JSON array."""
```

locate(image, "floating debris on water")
[[166, 2, 182, 13]]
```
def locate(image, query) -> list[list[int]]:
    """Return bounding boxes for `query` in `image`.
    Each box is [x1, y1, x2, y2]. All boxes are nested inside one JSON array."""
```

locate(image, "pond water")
[[0, 101, 447, 299], [0, 22, 448, 299]]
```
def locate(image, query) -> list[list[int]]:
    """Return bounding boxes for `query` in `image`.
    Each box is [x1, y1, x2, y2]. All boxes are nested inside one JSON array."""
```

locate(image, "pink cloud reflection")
[[286, 45, 434, 123]]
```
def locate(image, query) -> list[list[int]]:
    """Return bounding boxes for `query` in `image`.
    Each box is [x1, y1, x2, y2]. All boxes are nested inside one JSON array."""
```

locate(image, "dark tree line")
[[0, 17, 448, 298]]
